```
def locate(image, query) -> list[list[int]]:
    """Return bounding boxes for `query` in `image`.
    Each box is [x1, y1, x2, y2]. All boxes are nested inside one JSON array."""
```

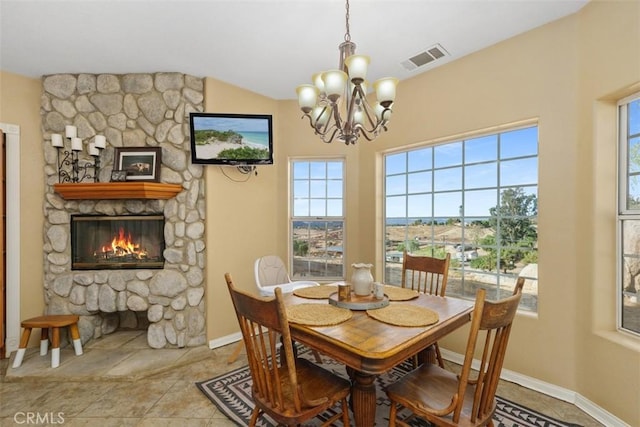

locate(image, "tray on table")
[[328, 291, 389, 310]]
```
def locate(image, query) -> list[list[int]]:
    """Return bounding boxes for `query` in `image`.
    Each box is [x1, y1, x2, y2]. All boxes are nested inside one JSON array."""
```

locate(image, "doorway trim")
[[0, 122, 21, 354]]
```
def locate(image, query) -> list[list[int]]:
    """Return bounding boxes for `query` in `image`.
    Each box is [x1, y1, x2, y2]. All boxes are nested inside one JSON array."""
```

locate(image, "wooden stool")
[[12, 315, 83, 369]]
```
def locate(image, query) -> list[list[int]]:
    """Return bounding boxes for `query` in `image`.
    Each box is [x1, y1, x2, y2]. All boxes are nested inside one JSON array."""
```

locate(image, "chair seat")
[[258, 280, 319, 296], [256, 358, 351, 421], [386, 363, 494, 427]]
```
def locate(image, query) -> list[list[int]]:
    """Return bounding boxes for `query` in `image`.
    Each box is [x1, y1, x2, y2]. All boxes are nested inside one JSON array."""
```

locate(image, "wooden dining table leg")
[[349, 369, 377, 427]]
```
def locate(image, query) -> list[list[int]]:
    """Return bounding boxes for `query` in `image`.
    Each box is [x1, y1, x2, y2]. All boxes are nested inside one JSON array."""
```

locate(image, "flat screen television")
[[189, 112, 273, 166]]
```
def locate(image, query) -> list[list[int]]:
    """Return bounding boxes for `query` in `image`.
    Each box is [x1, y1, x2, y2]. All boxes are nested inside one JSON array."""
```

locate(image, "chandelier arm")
[[344, 90, 361, 135], [301, 113, 315, 128], [355, 126, 377, 142], [360, 103, 383, 132], [330, 103, 345, 133], [328, 128, 342, 144]]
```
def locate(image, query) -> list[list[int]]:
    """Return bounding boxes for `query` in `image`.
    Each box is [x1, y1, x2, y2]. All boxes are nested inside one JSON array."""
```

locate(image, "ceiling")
[[0, 0, 589, 100]]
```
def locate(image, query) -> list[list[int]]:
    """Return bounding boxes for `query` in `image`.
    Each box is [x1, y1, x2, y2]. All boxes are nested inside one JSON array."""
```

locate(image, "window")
[[384, 125, 538, 311], [290, 160, 345, 280], [618, 92, 640, 336]]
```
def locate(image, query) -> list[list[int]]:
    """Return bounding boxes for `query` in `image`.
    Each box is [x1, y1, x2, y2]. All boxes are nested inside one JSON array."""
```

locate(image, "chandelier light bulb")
[[311, 105, 331, 129], [353, 108, 364, 126], [344, 55, 370, 84], [374, 102, 392, 121], [374, 77, 399, 107], [322, 70, 348, 102], [296, 85, 319, 113], [312, 73, 326, 95]]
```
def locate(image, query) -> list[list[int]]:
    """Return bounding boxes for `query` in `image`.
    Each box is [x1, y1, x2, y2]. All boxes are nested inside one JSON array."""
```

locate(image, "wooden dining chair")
[[224, 273, 351, 427], [401, 251, 450, 296], [401, 251, 451, 367], [385, 278, 524, 427]]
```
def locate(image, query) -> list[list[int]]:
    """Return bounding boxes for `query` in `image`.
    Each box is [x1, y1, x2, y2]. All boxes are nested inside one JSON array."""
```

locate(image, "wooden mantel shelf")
[[54, 182, 182, 200]]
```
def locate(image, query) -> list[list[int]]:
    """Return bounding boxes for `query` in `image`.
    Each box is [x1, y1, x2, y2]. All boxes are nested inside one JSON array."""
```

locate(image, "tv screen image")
[[189, 113, 273, 166]]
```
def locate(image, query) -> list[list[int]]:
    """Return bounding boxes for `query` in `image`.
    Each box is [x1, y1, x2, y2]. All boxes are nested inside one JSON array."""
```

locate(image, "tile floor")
[[0, 330, 603, 426]]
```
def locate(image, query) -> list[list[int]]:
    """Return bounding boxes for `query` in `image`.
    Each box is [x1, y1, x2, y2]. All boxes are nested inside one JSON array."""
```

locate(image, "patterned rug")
[[197, 350, 580, 427]]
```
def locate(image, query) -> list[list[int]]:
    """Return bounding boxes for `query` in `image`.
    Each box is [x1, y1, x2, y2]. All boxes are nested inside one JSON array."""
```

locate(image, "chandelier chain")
[[344, 0, 351, 42]]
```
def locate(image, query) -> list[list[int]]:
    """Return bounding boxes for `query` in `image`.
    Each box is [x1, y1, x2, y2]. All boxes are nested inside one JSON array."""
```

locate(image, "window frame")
[[289, 158, 346, 281], [617, 91, 640, 337], [382, 123, 539, 311]]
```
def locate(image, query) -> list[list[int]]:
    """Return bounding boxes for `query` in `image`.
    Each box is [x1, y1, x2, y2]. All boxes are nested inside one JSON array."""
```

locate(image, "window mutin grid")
[[384, 125, 538, 311]]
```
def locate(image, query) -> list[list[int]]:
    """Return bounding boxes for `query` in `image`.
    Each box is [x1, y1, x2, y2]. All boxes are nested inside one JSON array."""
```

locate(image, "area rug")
[[197, 350, 580, 427]]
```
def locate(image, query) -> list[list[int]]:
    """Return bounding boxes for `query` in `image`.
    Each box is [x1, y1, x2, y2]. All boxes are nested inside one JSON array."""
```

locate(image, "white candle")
[[65, 125, 77, 138], [71, 137, 83, 151], [88, 143, 100, 156], [94, 135, 106, 149], [51, 134, 63, 147]]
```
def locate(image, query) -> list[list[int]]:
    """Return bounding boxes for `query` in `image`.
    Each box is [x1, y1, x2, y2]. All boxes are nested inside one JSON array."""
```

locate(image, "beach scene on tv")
[[191, 115, 271, 162]]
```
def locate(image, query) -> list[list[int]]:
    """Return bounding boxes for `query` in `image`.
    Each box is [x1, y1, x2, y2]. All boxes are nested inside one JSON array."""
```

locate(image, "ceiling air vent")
[[401, 43, 449, 71]]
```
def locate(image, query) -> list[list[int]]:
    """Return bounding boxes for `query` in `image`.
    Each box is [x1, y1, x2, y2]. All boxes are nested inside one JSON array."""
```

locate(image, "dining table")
[[282, 288, 475, 427]]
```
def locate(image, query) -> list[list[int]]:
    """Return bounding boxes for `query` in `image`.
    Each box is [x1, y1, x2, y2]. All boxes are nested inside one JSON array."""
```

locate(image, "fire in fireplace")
[[71, 215, 165, 270]]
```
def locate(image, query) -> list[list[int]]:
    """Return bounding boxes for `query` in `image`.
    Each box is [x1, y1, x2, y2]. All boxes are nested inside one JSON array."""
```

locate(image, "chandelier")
[[295, 0, 398, 145]]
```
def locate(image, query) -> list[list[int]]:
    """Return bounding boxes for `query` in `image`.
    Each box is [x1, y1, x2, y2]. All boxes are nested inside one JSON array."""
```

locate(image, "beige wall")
[[2, 1, 639, 424], [575, 1, 640, 423], [202, 78, 282, 340], [0, 71, 46, 330]]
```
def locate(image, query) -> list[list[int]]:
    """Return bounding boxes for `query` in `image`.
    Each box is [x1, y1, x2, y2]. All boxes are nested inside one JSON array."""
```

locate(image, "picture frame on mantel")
[[110, 170, 128, 182], [114, 147, 162, 182]]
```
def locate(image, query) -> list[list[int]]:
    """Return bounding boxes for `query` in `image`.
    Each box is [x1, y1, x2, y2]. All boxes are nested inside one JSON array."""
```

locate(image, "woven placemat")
[[366, 304, 438, 327], [287, 303, 353, 326], [293, 285, 339, 299], [383, 285, 419, 301]]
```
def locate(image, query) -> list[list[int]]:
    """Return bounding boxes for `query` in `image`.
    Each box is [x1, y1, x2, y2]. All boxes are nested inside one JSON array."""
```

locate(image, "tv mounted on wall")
[[189, 112, 273, 166]]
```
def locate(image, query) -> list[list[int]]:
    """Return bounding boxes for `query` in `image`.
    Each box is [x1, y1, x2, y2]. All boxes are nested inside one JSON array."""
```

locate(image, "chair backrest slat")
[[401, 251, 451, 296]]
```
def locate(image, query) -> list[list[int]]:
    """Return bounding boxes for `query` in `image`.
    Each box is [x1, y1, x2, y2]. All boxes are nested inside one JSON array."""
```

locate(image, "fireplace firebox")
[[71, 215, 165, 270]]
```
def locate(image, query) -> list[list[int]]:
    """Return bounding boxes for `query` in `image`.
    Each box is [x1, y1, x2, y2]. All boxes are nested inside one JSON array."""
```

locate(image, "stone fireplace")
[[41, 72, 206, 348]]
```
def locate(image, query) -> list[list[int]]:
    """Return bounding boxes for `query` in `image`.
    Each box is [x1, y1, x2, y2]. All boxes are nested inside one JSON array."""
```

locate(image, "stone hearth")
[[41, 72, 206, 348]]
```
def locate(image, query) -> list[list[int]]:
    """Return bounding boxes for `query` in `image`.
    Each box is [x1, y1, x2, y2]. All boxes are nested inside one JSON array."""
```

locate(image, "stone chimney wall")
[[40, 72, 206, 348]]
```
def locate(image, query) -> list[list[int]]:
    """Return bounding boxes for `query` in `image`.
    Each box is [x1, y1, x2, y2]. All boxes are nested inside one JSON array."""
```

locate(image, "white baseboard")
[[440, 348, 629, 427], [208, 332, 242, 350]]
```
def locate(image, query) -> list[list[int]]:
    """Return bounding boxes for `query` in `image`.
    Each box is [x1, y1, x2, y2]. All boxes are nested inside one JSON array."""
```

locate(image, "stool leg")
[[12, 327, 32, 368], [69, 323, 83, 356], [40, 328, 49, 356], [51, 327, 60, 368]]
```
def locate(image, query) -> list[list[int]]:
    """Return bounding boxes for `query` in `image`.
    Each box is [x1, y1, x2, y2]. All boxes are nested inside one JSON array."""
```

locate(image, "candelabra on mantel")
[[51, 125, 105, 183]]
